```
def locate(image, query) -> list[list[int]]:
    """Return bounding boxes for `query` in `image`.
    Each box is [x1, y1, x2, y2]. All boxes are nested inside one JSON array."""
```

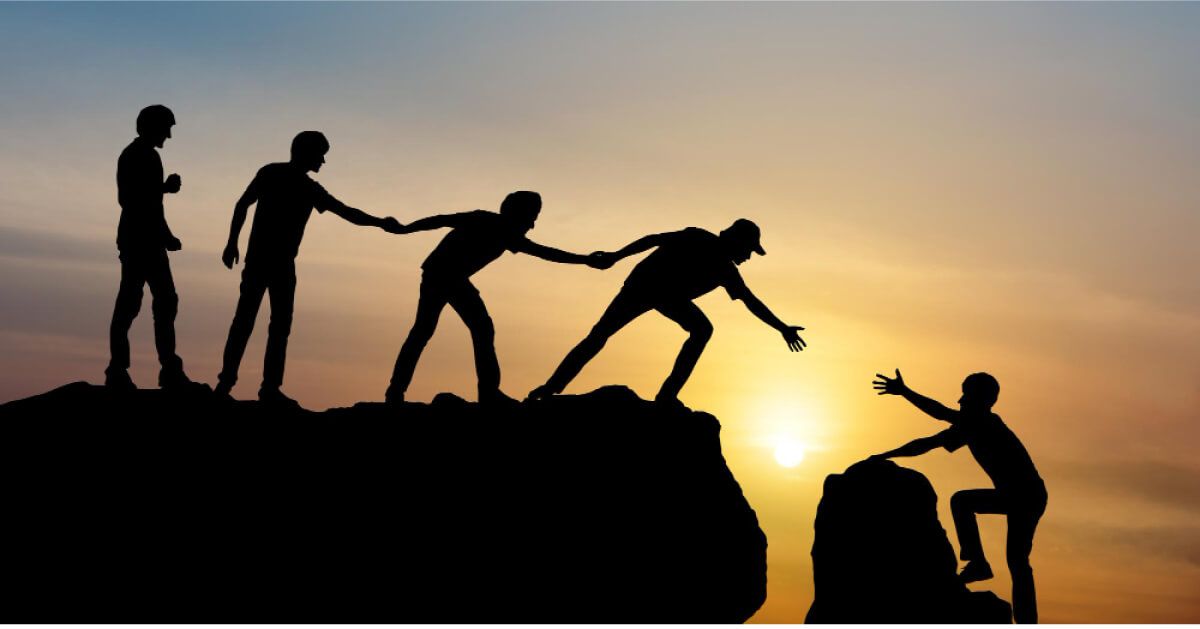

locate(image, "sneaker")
[[258, 387, 300, 408], [105, 368, 137, 392], [959, 560, 994, 584]]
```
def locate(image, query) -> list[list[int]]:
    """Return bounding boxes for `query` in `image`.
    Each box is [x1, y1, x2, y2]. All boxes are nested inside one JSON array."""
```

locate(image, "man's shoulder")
[[119, 139, 157, 162]]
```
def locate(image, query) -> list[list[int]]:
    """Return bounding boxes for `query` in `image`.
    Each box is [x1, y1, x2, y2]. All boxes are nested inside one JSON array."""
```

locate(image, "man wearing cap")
[[528, 219, 806, 407], [106, 104, 196, 391]]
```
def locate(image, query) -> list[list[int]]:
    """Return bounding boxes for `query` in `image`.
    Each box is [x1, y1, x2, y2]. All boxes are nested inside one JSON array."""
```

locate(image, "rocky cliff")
[[0, 383, 766, 622], [806, 458, 1013, 623]]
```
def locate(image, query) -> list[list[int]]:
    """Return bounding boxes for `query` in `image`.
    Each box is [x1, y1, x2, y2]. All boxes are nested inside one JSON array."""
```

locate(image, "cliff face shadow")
[[0, 383, 765, 623], [806, 458, 1013, 623]]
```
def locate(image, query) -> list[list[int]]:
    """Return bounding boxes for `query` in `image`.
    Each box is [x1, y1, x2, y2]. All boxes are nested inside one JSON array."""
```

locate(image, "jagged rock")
[[0, 382, 766, 623], [805, 458, 1012, 623]]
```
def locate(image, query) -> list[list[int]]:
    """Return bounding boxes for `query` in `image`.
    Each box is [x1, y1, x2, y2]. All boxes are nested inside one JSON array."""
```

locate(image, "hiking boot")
[[158, 366, 197, 391], [653, 393, 688, 411], [959, 560, 994, 584], [258, 387, 300, 408], [105, 368, 137, 392], [213, 381, 235, 402]]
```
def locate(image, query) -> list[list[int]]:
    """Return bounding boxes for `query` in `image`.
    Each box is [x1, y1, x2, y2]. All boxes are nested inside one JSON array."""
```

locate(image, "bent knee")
[[690, 320, 714, 341]]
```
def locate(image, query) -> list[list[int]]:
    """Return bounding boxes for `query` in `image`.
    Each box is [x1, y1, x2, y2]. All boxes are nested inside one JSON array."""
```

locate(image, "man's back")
[[623, 227, 746, 302], [944, 412, 1044, 493], [245, 162, 333, 265], [420, 210, 529, 279], [116, 138, 165, 251]]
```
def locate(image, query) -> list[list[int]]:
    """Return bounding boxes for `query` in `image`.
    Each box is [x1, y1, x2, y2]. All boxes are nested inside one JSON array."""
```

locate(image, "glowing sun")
[[774, 440, 807, 468]]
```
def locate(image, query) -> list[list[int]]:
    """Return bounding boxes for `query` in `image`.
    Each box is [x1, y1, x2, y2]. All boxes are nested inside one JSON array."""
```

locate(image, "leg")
[[217, 266, 268, 391], [653, 300, 713, 403], [387, 278, 450, 401], [142, 250, 184, 378], [951, 488, 1008, 575], [534, 290, 651, 397], [107, 253, 146, 381], [446, 282, 501, 399], [1007, 496, 1046, 624], [261, 264, 297, 392]]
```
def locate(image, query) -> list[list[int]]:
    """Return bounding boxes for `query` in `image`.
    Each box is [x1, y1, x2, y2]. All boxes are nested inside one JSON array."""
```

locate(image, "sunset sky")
[[2, 2, 1198, 622]]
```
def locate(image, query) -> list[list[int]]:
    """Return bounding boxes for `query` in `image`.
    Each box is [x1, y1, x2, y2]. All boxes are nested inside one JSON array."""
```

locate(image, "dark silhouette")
[[0, 382, 765, 622], [106, 104, 196, 391], [527, 219, 805, 407], [383, 191, 604, 405], [214, 131, 400, 406], [806, 458, 1013, 623], [871, 370, 1047, 623]]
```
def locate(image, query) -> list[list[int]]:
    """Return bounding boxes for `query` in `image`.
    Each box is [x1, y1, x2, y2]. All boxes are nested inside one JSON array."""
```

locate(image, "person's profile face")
[[732, 242, 754, 265], [149, 123, 173, 149], [304, 149, 327, 173]]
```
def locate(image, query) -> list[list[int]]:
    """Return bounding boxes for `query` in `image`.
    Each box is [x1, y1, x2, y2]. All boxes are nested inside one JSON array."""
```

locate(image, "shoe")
[[384, 387, 405, 406], [258, 387, 300, 408], [158, 366, 196, 390], [213, 381, 234, 402], [959, 560, 994, 584], [653, 393, 688, 410], [480, 389, 519, 407], [525, 384, 558, 401], [105, 368, 137, 392]]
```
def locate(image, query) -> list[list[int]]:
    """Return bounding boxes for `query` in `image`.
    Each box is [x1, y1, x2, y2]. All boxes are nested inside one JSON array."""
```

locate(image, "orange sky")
[[1, 3, 1198, 622]]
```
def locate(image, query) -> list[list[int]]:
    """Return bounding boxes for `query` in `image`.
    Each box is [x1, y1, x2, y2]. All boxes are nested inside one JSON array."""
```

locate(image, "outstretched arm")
[[222, 178, 258, 268], [515, 240, 594, 266], [740, 287, 806, 352], [323, 199, 391, 229], [873, 369, 959, 423], [871, 434, 943, 460], [391, 211, 479, 234]]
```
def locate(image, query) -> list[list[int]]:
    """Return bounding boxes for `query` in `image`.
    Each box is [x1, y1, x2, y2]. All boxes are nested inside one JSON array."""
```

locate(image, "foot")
[[258, 387, 300, 408], [158, 366, 196, 391], [653, 393, 687, 410], [959, 560, 993, 584], [213, 381, 234, 401], [525, 383, 558, 402], [480, 388, 519, 407], [384, 387, 405, 406], [105, 368, 137, 392]]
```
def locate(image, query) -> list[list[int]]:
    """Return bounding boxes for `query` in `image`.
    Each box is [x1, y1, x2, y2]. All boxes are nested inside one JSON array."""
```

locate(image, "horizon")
[[1, 2, 1198, 622]]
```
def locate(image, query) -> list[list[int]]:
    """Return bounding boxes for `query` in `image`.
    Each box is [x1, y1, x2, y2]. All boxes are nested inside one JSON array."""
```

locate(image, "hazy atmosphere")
[[1, 2, 1198, 621]]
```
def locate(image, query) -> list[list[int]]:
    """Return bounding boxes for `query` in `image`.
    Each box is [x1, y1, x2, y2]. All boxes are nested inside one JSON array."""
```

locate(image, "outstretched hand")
[[873, 369, 907, 395], [781, 325, 806, 352], [164, 173, 182, 194], [222, 243, 239, 269], [586, 251, 616, 270], [381, 217, 407, 234]]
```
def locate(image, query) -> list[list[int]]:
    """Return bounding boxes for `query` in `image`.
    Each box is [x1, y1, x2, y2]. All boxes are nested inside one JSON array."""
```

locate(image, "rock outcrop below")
[[0, 383, 766, 623], [805, 458, 1012, 623]]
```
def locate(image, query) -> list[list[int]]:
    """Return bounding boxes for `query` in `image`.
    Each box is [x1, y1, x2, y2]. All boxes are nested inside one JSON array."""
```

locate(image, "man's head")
[[499, 191, 542, 232], [136, 105, 175, 148], [719, 218, 766, 264], [291, 131, 330, 173], [959, 372, 1000, 412]]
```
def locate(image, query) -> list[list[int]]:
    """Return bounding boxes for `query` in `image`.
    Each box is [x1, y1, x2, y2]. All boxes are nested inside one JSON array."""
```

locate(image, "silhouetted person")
[[870, 370, 1047, 623], [527, 219, 806, 407], [384, 191, 603, 405], [214, 131, 400, 406], [106, 104, 195, 391]]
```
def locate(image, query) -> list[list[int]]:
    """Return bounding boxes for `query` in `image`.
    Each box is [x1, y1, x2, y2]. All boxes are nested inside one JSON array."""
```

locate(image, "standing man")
[[214, 131, 399, 406], [528, 219, 806, 407], [106, 104, 195, 391]]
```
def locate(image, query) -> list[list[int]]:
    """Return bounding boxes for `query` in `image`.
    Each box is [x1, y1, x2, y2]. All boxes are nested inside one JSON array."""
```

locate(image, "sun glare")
[[774, 440, 806, 468]]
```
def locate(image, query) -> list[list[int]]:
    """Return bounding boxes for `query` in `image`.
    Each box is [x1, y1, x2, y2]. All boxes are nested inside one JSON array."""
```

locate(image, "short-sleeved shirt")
[[244, 162, 338, 266], [420, 210, 532, 280], [116, 137, 168, 251], [937, 412, 1044, 494], [621, 227, 749, 303]]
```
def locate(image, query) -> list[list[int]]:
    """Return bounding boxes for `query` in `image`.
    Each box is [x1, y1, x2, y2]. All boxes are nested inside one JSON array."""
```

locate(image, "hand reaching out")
[[781, 325, 806, 352], [873, 369, 907, 395]]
